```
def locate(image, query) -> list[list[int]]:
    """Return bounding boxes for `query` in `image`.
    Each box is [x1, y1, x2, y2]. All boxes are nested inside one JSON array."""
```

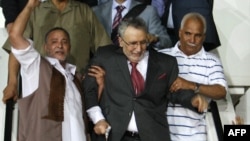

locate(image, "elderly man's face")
[[44, 30, 70, 63], [179, 18, 206, 56], [119, 26, 148, 63]]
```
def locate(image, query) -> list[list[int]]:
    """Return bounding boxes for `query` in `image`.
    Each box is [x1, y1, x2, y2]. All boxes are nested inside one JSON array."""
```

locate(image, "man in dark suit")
[[83, 17, 205, 141], [161, 0, 220, 51], [92, 0, 172, 49]]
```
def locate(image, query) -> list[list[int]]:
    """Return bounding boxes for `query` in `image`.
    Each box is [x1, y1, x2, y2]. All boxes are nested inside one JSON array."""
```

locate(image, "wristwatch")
[[194, 83, 200, 94]]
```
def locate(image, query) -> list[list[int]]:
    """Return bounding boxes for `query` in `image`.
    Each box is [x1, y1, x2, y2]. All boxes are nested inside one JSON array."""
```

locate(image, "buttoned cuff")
[[87, 106, 105, 124]]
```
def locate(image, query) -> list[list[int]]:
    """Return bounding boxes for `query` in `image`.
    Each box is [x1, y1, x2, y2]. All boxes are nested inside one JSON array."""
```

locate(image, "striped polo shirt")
[[159, 42, 227, 141]]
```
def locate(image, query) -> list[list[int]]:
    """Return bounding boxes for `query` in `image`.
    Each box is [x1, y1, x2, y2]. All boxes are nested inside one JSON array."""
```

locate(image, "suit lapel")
[[115, 49, 135, 95], [116, 49, 162, 96], [114, 49, 162, 96], [144, 50, 161, 92]]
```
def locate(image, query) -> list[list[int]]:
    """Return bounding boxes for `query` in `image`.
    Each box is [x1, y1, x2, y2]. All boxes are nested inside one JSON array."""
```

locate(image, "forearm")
[[181, 80, 226, 100], [2, 53, 21, 102], [9, 0, 38, 49], [171, 77, 226, 100], [194, 83, 226, 100], [7, 53, 20, 85]]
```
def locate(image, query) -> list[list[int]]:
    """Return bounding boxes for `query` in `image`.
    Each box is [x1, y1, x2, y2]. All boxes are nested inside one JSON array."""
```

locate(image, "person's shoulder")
[[92, 0, 110, 11], [134, 3, 159, 18], [158, 48, 174, 55], [204, 51, 222, 62], [131, 1, 153, 11], [150, 48, 176, 60], [97, 44, 117, 53], [158, 51, 176, 60], [77, 1, 92, 9], [138, 3, 157, 13]]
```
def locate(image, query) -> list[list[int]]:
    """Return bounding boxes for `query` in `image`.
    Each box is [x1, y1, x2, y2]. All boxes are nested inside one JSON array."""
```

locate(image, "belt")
[[125, 131, 140, 139]]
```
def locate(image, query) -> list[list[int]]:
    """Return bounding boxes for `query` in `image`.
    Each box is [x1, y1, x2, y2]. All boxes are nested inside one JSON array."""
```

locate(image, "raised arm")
[[2, 0, 40, 103], [9, 0, 40, 49]]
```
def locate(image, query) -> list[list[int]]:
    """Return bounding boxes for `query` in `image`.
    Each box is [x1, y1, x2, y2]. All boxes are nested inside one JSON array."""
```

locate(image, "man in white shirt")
[[159, 12, 227, 141], [7, 0, 100, 140]]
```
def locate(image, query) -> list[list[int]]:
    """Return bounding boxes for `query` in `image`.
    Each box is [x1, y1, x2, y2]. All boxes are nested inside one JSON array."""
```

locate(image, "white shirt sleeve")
[[11, 39, 40, 97], [86, 106, 105, 124]]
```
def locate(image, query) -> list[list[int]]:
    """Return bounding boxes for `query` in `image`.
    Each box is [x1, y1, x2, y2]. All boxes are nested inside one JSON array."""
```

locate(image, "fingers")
[[2, 85, 18, 103], [232, 116, 244, 125], [88, 65, 105, 77], [192, 95, 208, 113], [170, 78, 183, 92], [170, 82, 180, 92], [197, 99, 208, 113]]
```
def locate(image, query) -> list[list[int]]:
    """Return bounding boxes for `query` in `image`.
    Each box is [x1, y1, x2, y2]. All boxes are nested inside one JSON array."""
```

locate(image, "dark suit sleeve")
[[82, 46, 114, 109], [82, 49, 101, 109], [168, 90, 202, 114]]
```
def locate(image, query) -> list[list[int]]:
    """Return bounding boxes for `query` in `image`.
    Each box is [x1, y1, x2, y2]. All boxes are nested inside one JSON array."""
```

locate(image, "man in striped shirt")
[[159, 12, 227, 141]]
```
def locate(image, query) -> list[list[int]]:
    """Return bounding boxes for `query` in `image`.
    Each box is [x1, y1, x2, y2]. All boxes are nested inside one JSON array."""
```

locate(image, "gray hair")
[[118, 17, 148, 38], [180, 12, 207, 34]]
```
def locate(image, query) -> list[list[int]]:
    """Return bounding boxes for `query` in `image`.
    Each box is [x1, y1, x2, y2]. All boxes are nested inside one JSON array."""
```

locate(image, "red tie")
[[130, 62, 144, 95], [112, 5, 125, 44]]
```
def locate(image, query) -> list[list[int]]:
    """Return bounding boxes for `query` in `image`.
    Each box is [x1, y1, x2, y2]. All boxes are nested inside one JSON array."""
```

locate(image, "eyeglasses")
[[121, 37, 148, 48]]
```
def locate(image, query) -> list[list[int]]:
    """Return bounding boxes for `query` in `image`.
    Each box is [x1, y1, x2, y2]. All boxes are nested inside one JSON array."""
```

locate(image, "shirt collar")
[[112, 0, 131, 10], [45, 56, 76, 75], [172, 41, 206, 58]]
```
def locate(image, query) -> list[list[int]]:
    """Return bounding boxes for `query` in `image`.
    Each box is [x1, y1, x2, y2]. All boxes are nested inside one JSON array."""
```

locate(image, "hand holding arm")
[[170, 77, 194, 92], [87, 65, 105, 101]]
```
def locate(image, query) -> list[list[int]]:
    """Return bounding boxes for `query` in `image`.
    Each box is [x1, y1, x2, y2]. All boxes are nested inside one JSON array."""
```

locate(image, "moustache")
[[187, 42, 196, 47]]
